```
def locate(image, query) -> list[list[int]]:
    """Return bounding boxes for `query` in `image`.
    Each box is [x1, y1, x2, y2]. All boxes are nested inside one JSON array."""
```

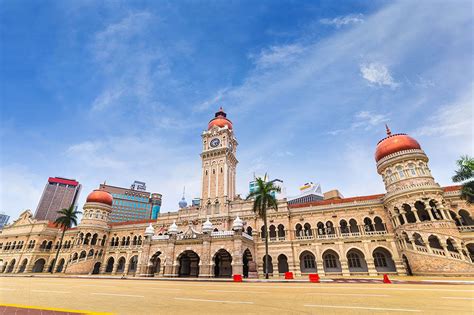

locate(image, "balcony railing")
[[458, 225, 474, 232]]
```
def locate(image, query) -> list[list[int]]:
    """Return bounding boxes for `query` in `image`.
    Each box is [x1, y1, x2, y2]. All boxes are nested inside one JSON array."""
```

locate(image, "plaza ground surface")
[[0, 276, 473, 314]]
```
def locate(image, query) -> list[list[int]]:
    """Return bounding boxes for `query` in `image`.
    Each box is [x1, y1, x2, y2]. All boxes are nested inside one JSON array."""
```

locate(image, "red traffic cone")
[[284, 272, 294, 280], [309, 273, 320, 283], [233, 274, 243, 282], [383, 274, 392, 284]]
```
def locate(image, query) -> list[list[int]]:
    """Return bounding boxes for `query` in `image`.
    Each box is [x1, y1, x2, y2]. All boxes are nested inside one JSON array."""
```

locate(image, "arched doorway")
[[6, 259, 16, 273], [322, 249, 342, 273], [402, 255, 412, 276], [47, 259, 56, 273], [262, 255, 273, 275], [213, 249, 232, 278], [150, 252, 162, 276], [346, 248, 368, 273], [18, 259, 28, 273], [116, 257, 126, 274], [128, 256, 138, 274], [92, 262, 101, 274], [32, 259, 46, 273], [277, 254, 289, 274], [373, 247, 396, 272], [299, 251, 316, 273], [178, 250, 200, 277], [56, 259, 65, 273], [243, 249, 253, 278], [105, 257, 114, 273]]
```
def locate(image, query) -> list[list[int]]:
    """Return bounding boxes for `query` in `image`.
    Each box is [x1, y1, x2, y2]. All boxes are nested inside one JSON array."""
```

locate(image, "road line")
[[91, 293, 145, 298], [32, 290, 71, 294], [206, 289, 269, 294], [174, 297, 253, 304], [304, 304, 420, 312], [442, 297, 474, 300], [305, 293, 390, 297]]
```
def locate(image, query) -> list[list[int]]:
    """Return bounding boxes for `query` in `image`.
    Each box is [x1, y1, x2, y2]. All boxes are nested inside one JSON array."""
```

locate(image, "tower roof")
[[208, 107, 233, 130], [86, 189, 113, 206], [375, 125, 421, 162]]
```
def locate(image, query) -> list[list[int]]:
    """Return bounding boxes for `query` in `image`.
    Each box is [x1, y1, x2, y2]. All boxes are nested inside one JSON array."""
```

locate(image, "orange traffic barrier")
[[309, 273, 320, 283], [383, 274, 392, 284], [284, 272, 294, 279], [233, 274, 243, 282]]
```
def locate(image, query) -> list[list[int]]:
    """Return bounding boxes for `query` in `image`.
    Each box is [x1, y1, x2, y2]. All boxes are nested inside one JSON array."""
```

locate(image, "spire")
[[182, 186, 186, 199], [385, 124, 392, 136]]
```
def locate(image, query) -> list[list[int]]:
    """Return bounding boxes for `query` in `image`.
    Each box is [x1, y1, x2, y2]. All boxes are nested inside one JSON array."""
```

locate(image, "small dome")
[[232, 216, 243, 231], [145, 223, 155, 236], [208, 107, 233, 130], [168, 220, 179, 234], [86, 189, 113, 206], [375, 126, 421, 162], [178, 197, 188, 209], [202, 217, 213, 233]]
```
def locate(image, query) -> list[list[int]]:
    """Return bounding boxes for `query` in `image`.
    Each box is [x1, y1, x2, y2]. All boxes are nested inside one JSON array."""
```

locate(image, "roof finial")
[[385, 124, 392, 136], [182, 186, 186, 199], [219, 106, 224, 112]]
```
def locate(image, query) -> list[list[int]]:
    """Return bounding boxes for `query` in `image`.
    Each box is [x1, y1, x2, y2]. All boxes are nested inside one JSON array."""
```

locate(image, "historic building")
[[0, 109, 473, 277]]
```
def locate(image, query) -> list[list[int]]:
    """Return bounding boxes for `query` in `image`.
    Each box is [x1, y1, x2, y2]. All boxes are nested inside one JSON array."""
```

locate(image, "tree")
[[246, 175, 281, 279], [50, 205, 81, 273], [452, 155, 474, 204]]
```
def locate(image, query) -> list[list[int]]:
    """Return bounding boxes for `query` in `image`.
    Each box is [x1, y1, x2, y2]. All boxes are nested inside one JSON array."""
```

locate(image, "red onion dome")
[[208, 107, 233, 130], [86, 189, 113, 206], [375, 125, 421, 162]]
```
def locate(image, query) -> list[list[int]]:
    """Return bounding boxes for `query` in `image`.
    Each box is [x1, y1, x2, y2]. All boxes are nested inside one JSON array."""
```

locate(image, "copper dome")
[[86, 189, 113, 206], [375, 125, 421, 162], [208, 107, 233, 130]]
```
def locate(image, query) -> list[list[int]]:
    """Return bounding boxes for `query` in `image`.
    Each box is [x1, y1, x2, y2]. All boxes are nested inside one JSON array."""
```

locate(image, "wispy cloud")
[[360, 62, 399, 88], [320, 14, 364, 28], [352, 111, 390, 130], [249, 44, 305, 69]]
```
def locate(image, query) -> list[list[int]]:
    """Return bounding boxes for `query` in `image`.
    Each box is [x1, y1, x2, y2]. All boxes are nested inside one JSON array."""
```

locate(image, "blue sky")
[[1, 0, 472, 220]]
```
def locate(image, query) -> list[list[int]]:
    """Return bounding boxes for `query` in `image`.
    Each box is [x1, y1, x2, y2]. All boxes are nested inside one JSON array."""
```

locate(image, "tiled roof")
[[442, 185, 462, 192], [289, 194, 385, 209], [109, 219, 155, 227]]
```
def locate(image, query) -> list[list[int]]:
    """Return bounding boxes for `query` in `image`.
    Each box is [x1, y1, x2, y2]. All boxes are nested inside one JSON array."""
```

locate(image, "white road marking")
[[305, 293, 390, 297], [304, 304, 421, 312], [91, 293, 145, 298], [32, 290, 71, 294], [77, 284, 114, 288], [442, 297, 474, 300], [174, 297, 253, 304], [206, 289, 269, 294]]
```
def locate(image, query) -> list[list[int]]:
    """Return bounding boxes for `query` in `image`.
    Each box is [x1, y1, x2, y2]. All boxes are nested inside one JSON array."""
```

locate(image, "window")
[[396, 166, 405, 179], [408, 163, 416, 176], [324, 254, 338, 268], [347, 253, 361, 268], [303, 254, 315, 269], [418, 163, 425, 175], [374, 252, 387, 267]]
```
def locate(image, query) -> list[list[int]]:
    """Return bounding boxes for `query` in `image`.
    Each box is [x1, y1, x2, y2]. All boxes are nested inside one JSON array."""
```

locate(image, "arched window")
[[303, 223, 312, 236], [363, 218, 374, 232], [408, 163, 416, 176], [340, 220, 349, 234], [349, 219, 359, 233], [418, 163, 425, 175], [374, 217, 385, 231], [317, 222, 325, 235], [326, 221, 335, 235], [269, 225, 276, 239], [396, 166, 405, 179], [295, 224, 303, 237], [347, 252, 361, 268], [246, 226, 253, 236], [386, 170, 392, 183], [260, 226, 266, 238], [374, 252, 387, 267], [324, 253, 337, 268], [299, 251, 316, 273], [277, 224, 285, 238]]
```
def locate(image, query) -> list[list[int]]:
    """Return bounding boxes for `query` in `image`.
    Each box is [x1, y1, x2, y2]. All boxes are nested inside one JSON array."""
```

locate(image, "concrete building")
[[99, 181, 162, 222], [34, 177, 81, 222], [0, 108, 473, 277]]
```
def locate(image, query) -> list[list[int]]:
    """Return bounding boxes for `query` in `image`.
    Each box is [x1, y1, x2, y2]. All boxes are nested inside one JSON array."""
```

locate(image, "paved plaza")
[[0, 277, 473, 314]]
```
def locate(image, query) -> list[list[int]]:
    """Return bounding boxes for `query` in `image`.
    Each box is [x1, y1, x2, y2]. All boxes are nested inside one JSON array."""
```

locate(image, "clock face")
[[210, 138, 220, 148]]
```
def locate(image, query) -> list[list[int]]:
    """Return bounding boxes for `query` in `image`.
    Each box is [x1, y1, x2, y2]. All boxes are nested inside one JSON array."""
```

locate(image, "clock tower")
[[200, 107, 238, 215]]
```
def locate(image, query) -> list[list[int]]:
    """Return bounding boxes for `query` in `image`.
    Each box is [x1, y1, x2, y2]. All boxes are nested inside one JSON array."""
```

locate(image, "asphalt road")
[[0, 277, 473, 314]]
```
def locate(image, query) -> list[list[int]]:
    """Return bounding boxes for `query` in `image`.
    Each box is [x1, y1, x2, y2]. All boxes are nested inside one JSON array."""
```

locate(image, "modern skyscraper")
[[100, 181, 162, 223], [34, 177, 81, 222], [0, 212, 10, 229]]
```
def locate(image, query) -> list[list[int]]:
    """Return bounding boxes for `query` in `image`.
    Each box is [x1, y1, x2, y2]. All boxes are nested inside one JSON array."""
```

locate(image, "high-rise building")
[[99, 181, 162, 223], [249, 175, 286, 199], [34, 177, 81, 222], [0, 212, 10, 229]]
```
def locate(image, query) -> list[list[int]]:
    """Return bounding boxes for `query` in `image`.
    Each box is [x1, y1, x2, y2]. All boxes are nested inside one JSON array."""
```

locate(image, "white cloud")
[[360, 62, 399, 88], [352, 111, 390, 130], [320, 14, 364, 28], [249, 44, 305, 69], [194, 88, 229, 112], [414, 87, 473, 139]]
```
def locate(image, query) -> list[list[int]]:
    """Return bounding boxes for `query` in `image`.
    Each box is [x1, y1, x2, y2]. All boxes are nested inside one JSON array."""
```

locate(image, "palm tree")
[[453, 155, 474, 204], [246, 175, 281, 279], [50, 205, 81, 273]]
